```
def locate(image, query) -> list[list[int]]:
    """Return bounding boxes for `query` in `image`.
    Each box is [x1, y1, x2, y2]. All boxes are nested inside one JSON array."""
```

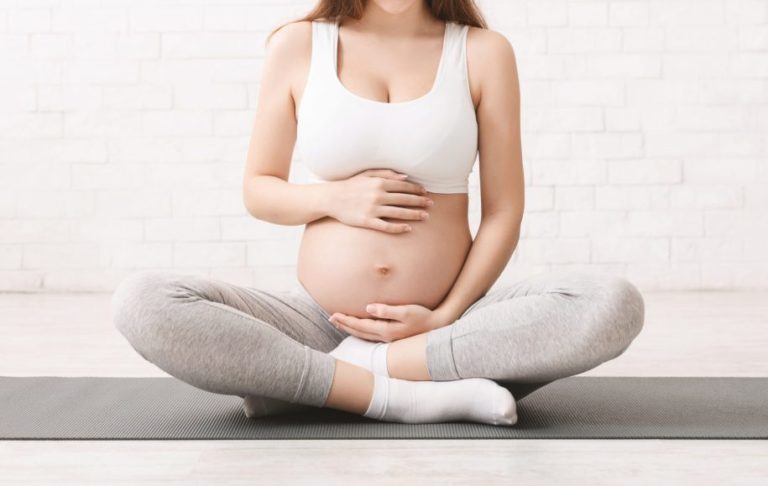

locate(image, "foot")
[[363, 374, 518, 426]]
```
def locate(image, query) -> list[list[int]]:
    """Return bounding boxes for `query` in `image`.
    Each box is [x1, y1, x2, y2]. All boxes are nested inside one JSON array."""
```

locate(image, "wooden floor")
[[1, 290, 767, 485]]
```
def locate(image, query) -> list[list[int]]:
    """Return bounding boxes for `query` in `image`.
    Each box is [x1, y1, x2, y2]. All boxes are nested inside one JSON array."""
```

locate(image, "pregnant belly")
[[297, 192, 473, 318]]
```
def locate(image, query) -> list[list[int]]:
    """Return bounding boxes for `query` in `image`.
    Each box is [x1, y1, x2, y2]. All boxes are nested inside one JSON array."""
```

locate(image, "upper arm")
[[242, 21, 312, 186], [471, 28, 524, 224]]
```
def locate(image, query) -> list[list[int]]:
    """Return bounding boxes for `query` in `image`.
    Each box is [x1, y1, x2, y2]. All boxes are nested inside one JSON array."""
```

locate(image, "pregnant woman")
[[111, 0, 645, 426]]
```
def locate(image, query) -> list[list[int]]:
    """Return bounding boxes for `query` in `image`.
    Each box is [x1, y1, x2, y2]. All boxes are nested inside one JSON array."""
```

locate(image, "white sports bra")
[[295, 17, 478, 194]]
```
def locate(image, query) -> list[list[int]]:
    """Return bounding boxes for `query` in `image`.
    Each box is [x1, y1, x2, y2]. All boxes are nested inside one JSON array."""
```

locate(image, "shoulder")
[[265, 20, 313, 59], [465, 26, 517, 69], [464, 26, 519, 104]]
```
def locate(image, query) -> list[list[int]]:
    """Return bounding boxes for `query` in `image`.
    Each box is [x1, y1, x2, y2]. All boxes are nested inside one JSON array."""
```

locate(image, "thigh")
[[154, 271, 345, 354], [457, 269, 593, 319]]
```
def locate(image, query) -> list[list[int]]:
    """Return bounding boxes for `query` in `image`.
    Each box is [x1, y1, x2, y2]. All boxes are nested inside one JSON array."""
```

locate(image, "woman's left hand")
[[329, 303, 450, 343]]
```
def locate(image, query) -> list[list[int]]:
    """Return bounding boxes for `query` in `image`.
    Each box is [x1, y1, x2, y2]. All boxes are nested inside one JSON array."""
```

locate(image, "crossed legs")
[[110, 269, 644, 421]]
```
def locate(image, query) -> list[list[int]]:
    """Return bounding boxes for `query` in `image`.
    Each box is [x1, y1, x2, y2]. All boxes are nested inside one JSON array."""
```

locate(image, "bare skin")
[[243, 0, 524, 413]]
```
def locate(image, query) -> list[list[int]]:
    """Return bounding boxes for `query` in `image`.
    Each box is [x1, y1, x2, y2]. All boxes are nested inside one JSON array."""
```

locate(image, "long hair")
[[265, 0, 488, 47]]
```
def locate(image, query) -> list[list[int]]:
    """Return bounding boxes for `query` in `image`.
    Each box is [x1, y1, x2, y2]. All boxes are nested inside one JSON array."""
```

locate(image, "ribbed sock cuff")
[[363, 373, 389, 420], [371, 343, 390, 377]]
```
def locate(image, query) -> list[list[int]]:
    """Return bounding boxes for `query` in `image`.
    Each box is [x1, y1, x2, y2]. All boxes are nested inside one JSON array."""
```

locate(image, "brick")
[[173, 83, 247, 109], [523, 186, 555, 211], [572, 133, 644, 159], [625, 210, 704, 236], [609, 2, 649, 26], [683, 159, 758, 183], [0, 163, 70, 189], [221, 216, 295, 240], [672, 237, 744, 261], [0, 113, 61, 137], [596, 185, 670, 210], [70, 218, 143, 242], [247, 238, 300, 266], [528, 0, 568, 26], [726, 0, 768, 25], [626, 262, 700, 290], [585, 54, 661, 77], [519, 212, 559, 237], [533, 159, 607, 185], [0, 245, 22, 269], [8, 9, 50, 32], [670, 185, 744, 210], [144, 217, 220, 241], [161, 32, 264, 58], [553, 80, 624, 105], [523, 107, 603, 132], [559, 210, 627, 237], [103, 84, 172, 110], [665, 26, 737, 52], [548, 28, 621, 53], [23, 243, 100, 269], [622, 27, 665, 51], [37, 84, 102, 111], [103, 243, 173, 268], [129, 7, 202, 32], [592, 237, 669, 262], [554, 186, 594, 210], [174, 242, 246, 267], [52, 7, 128, 32], [94, 190, 172, 217], [522, 133, 572, 159], [515, 237, 591, 264], [650, 1, 725, 26], [17, 190, 95, 218], [568, 1, 608, 26], [141, 111, 212, 136], [28, 33, 70, 58]]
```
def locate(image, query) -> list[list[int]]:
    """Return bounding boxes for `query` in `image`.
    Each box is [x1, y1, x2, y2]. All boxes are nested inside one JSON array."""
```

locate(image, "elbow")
[[242, 176, 264, 219], [481, 207, 523, 229]]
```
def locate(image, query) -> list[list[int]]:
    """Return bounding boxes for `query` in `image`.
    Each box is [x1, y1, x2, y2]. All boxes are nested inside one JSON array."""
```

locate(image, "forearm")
[[243, 175, 335, 226], [433, 212, 521, 325]]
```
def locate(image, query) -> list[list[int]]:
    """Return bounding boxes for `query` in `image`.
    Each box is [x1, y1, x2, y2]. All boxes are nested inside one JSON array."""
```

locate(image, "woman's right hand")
[[326, 169, 434, 234]]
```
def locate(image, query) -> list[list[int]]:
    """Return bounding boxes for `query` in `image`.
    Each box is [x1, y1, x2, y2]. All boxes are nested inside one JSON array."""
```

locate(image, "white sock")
[[363, 373, 518, 426], [329, 335, 390, 377]]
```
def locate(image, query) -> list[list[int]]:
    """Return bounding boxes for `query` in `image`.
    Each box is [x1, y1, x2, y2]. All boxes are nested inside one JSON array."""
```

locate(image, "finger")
[[381, 192, 433, 208], [363, 169, 409, 180], [368, 218, 412, 234], [334, 314, 390, 336], [374, 205, 428, 221], [334, 321, 383, 342], [366, 303, 406, 322], [381, 178, 428, 195]]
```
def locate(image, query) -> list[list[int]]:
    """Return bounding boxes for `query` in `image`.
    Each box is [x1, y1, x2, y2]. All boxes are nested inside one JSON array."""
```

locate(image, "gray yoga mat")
[[1, 376, 766, 440]]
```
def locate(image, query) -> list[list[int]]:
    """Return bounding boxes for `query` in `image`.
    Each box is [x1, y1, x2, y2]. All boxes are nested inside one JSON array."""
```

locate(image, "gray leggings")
[[110, 269, 645, 407]]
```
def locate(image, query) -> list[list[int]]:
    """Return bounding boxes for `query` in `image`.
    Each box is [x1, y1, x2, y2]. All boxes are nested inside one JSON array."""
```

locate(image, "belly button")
[[375, 264, 391, 275]]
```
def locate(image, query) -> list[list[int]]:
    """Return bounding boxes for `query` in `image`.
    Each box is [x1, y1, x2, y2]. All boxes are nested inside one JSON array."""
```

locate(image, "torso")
[[294, 18, 480, 318]]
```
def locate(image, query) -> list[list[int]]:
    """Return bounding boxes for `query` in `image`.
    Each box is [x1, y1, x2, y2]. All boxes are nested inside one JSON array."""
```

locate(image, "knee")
[[110, 270, 182, 355], [589, 274, 645, 357]]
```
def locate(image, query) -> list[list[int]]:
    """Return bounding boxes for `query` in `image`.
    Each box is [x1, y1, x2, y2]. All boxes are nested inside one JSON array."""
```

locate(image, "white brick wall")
[[0, 0, 766, 292]]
